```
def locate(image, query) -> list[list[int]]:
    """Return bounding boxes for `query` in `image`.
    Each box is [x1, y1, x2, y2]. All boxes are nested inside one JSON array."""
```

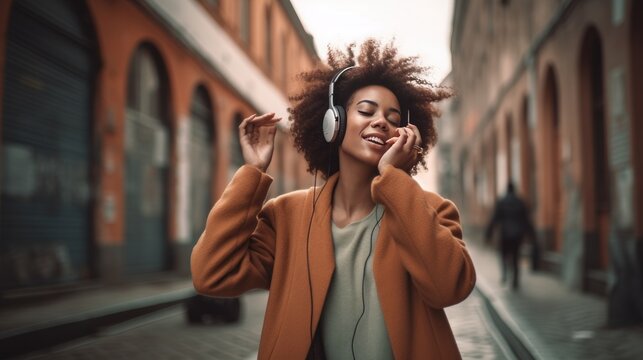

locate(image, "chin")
[[338, 148, 381, 169], [359, 155, 381, 169]]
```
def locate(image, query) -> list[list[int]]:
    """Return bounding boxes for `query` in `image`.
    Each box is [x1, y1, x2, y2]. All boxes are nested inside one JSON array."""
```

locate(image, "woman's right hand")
[[239, 113, 281, 172]]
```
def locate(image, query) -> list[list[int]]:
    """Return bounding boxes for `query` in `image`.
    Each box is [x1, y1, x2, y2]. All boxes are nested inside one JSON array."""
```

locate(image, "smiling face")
[[339, 85, 402, 170]]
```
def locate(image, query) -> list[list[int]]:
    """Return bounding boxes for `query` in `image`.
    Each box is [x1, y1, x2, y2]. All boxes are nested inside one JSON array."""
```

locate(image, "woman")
[[191, 39, 476, 359]]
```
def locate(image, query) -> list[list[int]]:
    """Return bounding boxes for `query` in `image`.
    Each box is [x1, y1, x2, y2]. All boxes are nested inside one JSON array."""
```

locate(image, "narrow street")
[[20, 289, 511, 359]]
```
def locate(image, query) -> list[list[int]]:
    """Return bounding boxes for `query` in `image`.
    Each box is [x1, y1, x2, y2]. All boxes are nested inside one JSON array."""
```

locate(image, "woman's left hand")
[[378, 124, 422, 173]]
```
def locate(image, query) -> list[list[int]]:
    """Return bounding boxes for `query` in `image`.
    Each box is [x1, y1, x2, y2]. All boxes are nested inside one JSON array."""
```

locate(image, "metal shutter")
[[1, 0, 94, 289]]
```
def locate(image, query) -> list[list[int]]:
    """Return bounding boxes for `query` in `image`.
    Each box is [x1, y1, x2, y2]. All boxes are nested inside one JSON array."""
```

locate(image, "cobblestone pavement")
[[19, 290, 269, 360], [19, 289, 509, 359], [468, 240, 643, 360], [447, 290, 512, 359]]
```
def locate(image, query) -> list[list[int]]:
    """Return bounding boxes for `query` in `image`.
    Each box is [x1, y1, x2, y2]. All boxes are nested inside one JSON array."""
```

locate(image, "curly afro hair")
[[289, 39, 452, 178]]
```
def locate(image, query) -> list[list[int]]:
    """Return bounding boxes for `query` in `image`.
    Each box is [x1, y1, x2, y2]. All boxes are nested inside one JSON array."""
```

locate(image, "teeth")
[[366, 136, 384, 145]]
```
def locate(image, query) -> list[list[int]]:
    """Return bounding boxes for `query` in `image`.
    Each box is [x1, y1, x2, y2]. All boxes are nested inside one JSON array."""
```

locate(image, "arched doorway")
[[496, 120, 508, 195], [491, 132, 498, 202], [542, 66, 562, 252], [1, 0, 96, 289], [579, 26, 609, 270], [520, 96, 536, 207], [124, 44, 170, 274], [188, 85, 215, 243], [506, 114, 519, 187]]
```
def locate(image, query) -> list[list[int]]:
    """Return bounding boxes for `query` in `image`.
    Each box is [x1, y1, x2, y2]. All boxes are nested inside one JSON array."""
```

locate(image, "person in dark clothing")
[[485, 182, 534, 289]]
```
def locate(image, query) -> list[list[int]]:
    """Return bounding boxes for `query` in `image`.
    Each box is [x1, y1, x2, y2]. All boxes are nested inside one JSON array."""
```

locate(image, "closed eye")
[[388, 119, 401, 127], [359, 111, 400, 126]]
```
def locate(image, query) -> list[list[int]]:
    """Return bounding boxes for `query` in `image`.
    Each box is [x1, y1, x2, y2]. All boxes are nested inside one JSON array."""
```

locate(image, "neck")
[[332, 152, 378, 217]]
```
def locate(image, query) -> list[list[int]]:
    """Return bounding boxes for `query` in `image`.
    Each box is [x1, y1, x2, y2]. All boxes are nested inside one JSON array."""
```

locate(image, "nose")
[[370, 114, 389, 131]]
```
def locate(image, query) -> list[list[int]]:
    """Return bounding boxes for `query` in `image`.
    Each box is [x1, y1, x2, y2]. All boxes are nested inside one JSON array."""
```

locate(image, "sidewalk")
[[0, 274, 195, 358], [469, 240, 643, 359]]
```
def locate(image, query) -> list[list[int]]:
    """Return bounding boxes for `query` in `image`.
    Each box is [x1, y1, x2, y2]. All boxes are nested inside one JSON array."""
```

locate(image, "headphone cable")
[[306, 170, 318, 358], [306, 144, 333, 358], [351, 204, 384, 360]]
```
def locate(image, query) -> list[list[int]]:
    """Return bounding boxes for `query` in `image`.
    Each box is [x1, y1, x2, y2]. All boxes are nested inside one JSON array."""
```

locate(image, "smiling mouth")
[[364, 136, 385, 145]]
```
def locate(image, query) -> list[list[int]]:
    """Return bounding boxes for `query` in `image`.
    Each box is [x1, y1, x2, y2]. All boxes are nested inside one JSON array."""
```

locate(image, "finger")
[[240, 113, 257, 130], [396, 128, 411, 149], [402, 128, 416, 153], [239, 114, 257, 136], [249, 112, 277, 122], [251, 112, 275, 121], [385, 136, 399, 145], [406, 124, 422, 146], [392, 129, 408, 150], [251, 116, 282, 126]]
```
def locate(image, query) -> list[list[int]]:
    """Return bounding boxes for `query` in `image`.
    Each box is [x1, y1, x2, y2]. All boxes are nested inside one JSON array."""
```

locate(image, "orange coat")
[[191, 165, 476, 359]]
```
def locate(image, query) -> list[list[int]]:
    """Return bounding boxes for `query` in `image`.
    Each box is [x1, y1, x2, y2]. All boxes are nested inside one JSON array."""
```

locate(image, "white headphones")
[[322, 66, 358, 144]]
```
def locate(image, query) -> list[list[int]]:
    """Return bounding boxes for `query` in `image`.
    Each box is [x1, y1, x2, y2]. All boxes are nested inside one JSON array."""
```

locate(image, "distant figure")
[[485, 182, 534, 289]]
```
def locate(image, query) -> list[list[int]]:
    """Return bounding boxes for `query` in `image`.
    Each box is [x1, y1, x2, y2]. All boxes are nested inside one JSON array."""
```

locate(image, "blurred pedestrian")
[[485, 181, 534, 290], [191, 39, 476, 359]]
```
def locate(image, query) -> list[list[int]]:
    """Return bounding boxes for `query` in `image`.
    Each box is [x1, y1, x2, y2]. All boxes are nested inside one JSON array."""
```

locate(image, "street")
[[20, 290, 511, 359]]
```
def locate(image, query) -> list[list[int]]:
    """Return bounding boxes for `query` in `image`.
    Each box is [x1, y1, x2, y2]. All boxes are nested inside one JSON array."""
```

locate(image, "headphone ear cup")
[[335, 105, 347, 145], [322, 107, 338, 143]]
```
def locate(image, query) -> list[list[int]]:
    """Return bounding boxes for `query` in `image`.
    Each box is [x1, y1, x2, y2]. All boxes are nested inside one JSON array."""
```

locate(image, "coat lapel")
[[304, 173, 339, 332]]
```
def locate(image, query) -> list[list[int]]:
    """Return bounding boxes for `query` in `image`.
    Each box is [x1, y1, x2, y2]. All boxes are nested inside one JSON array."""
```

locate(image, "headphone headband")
[[328, 65, 358, 109]]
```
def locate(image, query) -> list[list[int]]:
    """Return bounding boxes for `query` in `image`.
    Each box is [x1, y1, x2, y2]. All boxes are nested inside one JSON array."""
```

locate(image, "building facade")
[[0, 0, 319, 291], [449, 0, 642, 325]]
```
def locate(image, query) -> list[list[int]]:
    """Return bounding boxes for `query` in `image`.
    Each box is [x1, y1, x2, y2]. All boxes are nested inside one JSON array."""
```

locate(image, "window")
[[281, 32, 288, 89], [127, 47, 165, 119], [240, 0, 250, 44], [189, 86, 214, 240], [265, 5, 272, 71], [205, 0, 219, 8]]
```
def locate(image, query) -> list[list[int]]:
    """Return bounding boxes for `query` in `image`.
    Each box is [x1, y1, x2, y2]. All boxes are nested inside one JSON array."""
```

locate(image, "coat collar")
[[311, 171, 339, 225]]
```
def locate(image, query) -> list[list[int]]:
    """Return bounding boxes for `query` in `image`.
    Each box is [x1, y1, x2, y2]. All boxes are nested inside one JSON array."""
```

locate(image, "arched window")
[[579, 27, 609, 270], [240, 0, 250, 45], [189, 85, 215, 242], [520, 96, 536, 208], [265, 5, 272, 72], [542, 65, 562, 252], [125, 44, 170, 274]]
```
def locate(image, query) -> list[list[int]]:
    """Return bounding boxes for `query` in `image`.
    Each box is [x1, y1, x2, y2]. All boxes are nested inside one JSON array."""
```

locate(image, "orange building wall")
[[0, 0, 320, 285], [198, 0, 318, 189], [85, 0, 250, 248]]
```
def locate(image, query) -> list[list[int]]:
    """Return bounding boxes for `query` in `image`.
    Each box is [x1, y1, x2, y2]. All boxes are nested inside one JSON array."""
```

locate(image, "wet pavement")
[[17, 289, 509, 359]]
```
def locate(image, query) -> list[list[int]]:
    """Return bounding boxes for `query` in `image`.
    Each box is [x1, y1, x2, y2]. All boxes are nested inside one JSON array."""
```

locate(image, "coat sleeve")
[[371, 165, 476, 309], [191, 165, 277, 297]]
